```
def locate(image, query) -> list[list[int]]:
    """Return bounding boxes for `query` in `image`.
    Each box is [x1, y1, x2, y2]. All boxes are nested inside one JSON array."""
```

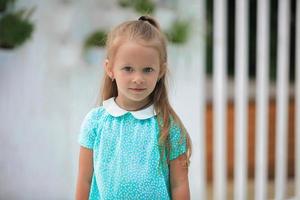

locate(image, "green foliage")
[[84, 30, 107, 49], [166, 20, 190, 44], [133, 0, 155, 14], [0, 0, 15, 12], [0, 0, 34, 49], [118, 0, 155, 14], [0, 12, 34, 49]]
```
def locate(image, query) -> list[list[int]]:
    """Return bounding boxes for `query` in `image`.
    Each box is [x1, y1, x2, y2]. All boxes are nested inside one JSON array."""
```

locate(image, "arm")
[[75, 146, 94, 200], [170, 153, 190, 200]]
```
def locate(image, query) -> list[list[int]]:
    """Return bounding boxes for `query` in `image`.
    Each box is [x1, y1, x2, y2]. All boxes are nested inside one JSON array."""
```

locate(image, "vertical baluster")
[[275, 0, 290, 199], [213, 0, 227, 199], [234, 0, 249, 199], [255, 0, 270, 199], [295, 0, 300, 199]]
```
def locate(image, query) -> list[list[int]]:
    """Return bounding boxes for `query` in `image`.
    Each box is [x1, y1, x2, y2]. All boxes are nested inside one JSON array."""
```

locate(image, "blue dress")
[[78, 97, 187, 200]]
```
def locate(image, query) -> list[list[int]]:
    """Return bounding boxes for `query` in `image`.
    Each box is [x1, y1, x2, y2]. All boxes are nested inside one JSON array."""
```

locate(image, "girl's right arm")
[[75, 146, 94, 200]]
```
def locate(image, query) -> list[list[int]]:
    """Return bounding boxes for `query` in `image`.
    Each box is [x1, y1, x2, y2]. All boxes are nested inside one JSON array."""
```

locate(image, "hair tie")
[[138, 16, 148, 21], [138, 15, 158, 29]]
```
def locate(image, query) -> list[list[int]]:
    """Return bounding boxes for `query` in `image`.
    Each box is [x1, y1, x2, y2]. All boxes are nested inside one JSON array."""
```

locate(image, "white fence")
[[202, 0, 300, 199]]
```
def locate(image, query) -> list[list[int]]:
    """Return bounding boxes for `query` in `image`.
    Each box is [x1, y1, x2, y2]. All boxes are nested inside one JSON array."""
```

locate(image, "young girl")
[[75, 16, 192, 200]]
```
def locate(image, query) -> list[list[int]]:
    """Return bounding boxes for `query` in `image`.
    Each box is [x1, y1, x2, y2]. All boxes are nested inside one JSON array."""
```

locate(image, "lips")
[[129, 88, 146, 92]]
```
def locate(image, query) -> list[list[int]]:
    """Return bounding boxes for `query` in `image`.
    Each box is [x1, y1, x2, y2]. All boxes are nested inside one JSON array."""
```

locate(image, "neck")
[[115, 97, 151, 111]]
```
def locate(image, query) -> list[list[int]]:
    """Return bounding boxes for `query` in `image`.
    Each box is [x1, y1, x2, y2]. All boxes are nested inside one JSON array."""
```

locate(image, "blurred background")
[[0, 0, 298, 199]]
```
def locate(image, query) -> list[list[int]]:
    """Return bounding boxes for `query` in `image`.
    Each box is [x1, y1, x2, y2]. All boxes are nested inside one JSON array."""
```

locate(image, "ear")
[[159, 63, 167, 79], [104, 59, 114, 79]]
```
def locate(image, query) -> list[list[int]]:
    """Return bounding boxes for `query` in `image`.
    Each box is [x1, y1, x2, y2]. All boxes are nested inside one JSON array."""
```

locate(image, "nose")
[[132, 73, 145, 84]]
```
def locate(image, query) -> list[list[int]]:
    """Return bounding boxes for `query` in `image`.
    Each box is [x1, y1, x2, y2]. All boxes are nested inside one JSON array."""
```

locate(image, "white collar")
[[103, 97, 156, 120]]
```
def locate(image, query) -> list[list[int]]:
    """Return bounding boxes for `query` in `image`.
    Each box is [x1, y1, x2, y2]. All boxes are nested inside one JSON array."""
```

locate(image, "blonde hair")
[[96, 16, 191, 167]]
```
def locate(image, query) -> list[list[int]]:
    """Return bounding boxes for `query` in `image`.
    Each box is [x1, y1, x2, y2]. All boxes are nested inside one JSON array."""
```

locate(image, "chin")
[[130, 97, 148, 102], [127, 95, 149, 103]]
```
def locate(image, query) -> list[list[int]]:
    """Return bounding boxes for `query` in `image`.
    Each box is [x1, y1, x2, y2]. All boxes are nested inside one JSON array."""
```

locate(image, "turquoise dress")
[[78, 97, 187, 200]]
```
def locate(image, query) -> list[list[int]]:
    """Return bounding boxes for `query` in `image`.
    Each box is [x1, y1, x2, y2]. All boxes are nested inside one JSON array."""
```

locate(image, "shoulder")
[[87, 106, 104, 117], [81, 106, 108, 126], [79, 106, 107, 149], [168, 116, 187, 145], [156, 115, 181, 134], [85, 106, 105, 118], [169, 116, 181, 132]]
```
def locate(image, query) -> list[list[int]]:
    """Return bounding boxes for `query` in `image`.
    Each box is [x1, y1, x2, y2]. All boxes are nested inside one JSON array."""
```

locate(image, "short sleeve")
[[169, 123, 187, 160], [78, 108, 99, 149]]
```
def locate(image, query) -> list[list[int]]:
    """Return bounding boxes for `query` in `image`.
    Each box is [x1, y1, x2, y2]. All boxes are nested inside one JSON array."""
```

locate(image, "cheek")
[[149, 75, 159, 86], [116, 74, 130, 85]]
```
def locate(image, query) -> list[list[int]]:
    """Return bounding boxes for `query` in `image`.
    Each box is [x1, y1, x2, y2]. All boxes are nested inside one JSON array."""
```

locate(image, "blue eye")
[[143, 67, 154, 73], [123, 66, 133, 72]]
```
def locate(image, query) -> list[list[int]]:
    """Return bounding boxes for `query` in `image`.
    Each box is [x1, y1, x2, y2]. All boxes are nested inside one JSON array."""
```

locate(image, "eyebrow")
[[121, 64, 157, 68]]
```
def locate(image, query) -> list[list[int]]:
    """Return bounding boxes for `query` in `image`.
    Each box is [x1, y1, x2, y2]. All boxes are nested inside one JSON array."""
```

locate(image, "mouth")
[[129, 88, 146, 92]]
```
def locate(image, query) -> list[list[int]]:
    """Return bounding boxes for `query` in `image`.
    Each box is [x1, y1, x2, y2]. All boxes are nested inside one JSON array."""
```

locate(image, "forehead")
[[114, 41, 160, 66]]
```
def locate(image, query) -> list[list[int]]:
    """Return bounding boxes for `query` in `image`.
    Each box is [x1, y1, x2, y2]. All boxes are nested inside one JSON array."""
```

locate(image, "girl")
[[75, 16, 192, 200]]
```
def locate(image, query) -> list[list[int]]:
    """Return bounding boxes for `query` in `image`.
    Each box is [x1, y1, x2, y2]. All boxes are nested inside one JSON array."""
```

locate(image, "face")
[[105, 41, 162, 110]]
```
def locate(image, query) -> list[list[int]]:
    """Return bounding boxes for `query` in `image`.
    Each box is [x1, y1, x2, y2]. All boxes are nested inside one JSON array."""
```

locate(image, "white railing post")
[[234, 0, 249, 199], [213, 0, 227, 199], [255, 0, 270, 200], [295, 0, 300, 198], [275, 0, 290, 199]]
